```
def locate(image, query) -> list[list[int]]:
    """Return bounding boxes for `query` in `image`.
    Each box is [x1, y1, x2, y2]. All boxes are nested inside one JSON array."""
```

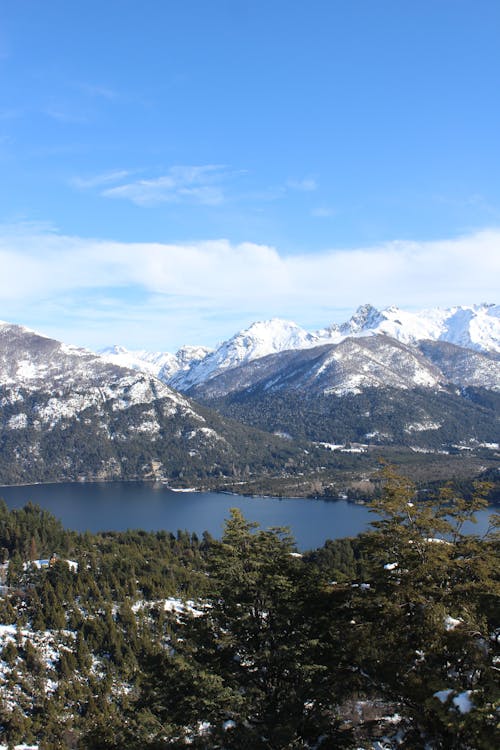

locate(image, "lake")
[[0, 481, 495, 551]]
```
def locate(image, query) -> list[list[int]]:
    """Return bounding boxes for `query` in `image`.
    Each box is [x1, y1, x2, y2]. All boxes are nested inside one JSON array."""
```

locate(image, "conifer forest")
[[0, 467, 498, 749]]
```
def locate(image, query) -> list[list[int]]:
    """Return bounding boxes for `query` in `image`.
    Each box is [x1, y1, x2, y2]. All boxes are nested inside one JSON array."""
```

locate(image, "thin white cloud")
[[43, 107, 89, 124], [0, 223, 498, 349], [71, 170, 133, 189], [78, 166, 321, 208], [101, 165, 228, 206], [433, 192, 500, 219]]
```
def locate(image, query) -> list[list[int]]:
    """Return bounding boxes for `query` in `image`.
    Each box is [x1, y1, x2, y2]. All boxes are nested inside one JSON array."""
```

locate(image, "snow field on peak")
[[99, 346, 180, 378], [99, 303, 499, 393], [99, 343, 213, 382]]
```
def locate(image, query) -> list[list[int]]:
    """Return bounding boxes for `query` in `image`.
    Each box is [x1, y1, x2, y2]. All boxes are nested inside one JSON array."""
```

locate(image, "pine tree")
[[138, 509, 353, 748], [349, 465, 500, 748]]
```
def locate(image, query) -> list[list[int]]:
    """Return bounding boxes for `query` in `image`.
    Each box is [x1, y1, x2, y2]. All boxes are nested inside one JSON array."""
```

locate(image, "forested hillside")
[[0, 468, 498, 748], [205, 386, 500, 449]]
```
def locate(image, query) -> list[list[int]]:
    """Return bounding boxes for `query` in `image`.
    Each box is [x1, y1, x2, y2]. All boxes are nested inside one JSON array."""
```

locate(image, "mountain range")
[[0, 304, 498, 490], [0, 321, 311, 486], [99, 303, 500, 392]]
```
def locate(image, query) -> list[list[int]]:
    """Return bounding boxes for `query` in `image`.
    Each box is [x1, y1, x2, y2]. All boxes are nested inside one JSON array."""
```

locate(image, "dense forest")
[[205, 386, 500, 450], [0, 467, 498, 749]]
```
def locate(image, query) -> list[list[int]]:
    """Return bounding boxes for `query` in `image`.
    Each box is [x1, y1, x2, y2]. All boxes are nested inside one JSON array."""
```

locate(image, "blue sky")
[[0, 1, 499, 350]]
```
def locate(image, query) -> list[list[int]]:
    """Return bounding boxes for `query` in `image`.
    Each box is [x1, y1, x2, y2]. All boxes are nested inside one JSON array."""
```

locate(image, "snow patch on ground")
[[128, 419, 161, 434], [163, 597, 204, 618], [187, 426, 225, 444], [7, 413, 28, 429], [434, 688, 474, 713], [405, 420, 442, 432], [444, 615, 463, 631], [452, 690, 474, 714]]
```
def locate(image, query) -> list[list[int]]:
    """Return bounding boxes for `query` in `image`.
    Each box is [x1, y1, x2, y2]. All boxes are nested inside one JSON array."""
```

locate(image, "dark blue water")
[[0, 482, 495, 551]]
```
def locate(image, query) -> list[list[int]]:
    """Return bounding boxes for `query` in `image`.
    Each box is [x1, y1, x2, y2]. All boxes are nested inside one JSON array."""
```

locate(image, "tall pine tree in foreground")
[[345, 465, 500, 748], [134, 508, 353, 749]]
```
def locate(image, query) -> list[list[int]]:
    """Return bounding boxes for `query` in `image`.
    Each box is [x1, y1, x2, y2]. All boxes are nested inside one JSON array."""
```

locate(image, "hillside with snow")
[[0, 307, 498, 484], [337, 303, 500, 353], [0, 322, 310, 485], [99, 344, 212, 382], [98, 303, 500, 393]]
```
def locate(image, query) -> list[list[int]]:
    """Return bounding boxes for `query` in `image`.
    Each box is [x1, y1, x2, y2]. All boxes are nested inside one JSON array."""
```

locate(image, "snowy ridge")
[[319, 336, 443, 396], [99, 343, 212, 382], [189, 334, 447, 400], [169, 318, 332, 390], [0, 321, 309, 485], [342, 303, 500, 353], [0, 323, 198, 423], [163, 303, 499, 391], [99, 345, 179, 378]]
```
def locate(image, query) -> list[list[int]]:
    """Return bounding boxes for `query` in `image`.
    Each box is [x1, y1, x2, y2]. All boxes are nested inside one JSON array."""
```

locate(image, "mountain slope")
[[187, 335, 500, 401], [97, 303, 499, 392], [0, 323, 308, 485], [168, 318, 333, 391], [187, 335, 499, 450], [186, 335, 477, 400], [338, 303, 500, 353], [98, 343, 212, 382], [417, 340, 500, 391]]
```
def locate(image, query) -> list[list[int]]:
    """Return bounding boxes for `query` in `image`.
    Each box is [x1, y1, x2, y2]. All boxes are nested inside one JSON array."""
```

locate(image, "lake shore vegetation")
[[0, 467, 498, 748]]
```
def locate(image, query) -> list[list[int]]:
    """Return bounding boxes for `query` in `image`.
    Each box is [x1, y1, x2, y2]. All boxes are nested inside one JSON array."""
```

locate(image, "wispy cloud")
[[0, 223, 498, 349], [101, 165, 229, 206], [43, 106, 90, 124], [71, 170, 133, 189], [73, 165, 321, 208], [433, 192, 500, 219]]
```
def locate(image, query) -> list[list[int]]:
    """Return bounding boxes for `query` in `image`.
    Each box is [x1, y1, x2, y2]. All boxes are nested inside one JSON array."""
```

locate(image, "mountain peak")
[[97, 303, 500, 392], [340, 304, 384, 334], [101, 344, 128, 355]]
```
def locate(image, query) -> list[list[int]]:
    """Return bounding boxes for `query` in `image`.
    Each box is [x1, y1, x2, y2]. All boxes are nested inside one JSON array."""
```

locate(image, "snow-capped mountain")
[[0, 322, 301, 485], [338, 303, 500, 353], [99, 344, 212, 382], [98, 344, 179, 378], [187, 335, 499, 451], [188, 334, 488, 401], [172, 310, 499, 451], [99, 304, 499, 393], [0, 314, 498, 482], [169, 318, 330, 391]]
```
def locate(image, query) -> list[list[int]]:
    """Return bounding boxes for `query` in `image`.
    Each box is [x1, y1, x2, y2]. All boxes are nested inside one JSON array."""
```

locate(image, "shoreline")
[[1, 478, 498, 508], [0, 478, 356, 505]]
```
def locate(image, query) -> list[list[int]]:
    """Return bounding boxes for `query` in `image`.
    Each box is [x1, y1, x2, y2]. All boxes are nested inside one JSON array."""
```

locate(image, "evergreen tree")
[[348, 465, 500, 748], [139, 509, 352, 748]]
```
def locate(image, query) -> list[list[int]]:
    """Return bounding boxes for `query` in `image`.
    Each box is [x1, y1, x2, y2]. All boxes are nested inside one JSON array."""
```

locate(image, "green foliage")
[[0, 483, 497, 748], [207, 386, 500, 450], [347, 465, 500, 748], [0, 499, 74, 558], [137, 508, 352, 748], [0, 385, 318, 486]]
